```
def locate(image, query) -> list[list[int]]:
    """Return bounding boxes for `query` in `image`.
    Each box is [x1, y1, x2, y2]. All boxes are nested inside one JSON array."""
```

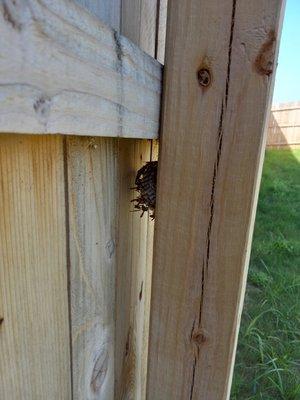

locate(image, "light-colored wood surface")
[[0, 0, 162, 139], [67, 137, 117, 400], [121, 0, 157, 56], [0, 135, 71, 400], [156, 0, 168, 63], [115, 139, 158, 400], [74, 0, 121, 30], [115, 2, 162, 398], [65, 3, 120, 400], [147, 1, 285, 399], [66, 3, 158, 400], [267, 102, 300, 147]]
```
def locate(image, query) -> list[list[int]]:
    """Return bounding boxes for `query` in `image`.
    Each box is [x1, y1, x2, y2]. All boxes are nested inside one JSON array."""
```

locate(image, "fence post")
[[147, 1, 286, 398]]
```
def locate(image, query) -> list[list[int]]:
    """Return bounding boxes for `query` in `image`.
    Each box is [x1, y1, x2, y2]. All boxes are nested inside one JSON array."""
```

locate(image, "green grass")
[[231, 149, 300, 400]]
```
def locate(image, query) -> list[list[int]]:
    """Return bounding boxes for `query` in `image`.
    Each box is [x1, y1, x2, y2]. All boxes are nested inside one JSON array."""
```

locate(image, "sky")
[[272, 0, 300, 104]]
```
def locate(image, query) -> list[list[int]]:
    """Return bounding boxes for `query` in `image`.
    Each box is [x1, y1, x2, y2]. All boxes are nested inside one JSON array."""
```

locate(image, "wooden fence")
[[267, 102, 300, 147], [0, 0, 285, 399]]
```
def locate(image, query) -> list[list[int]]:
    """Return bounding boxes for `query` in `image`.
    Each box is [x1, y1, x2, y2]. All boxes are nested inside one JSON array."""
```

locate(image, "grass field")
[[231, 149, 300, 400]]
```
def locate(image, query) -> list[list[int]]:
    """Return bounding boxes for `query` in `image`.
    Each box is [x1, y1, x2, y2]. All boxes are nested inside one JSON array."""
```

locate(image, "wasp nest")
[[132, 161, 158, 219]]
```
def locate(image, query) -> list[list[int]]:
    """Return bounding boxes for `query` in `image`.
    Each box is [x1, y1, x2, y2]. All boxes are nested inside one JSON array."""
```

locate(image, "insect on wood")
[[132, 161, 158, 219]]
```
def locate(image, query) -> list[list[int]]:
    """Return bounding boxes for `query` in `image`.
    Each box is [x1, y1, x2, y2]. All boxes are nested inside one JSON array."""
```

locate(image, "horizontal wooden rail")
[[0, 0, 162, 139]]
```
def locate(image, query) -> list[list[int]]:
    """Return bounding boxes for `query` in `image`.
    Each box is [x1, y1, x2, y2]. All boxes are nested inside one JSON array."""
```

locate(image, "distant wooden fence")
[[267, 102, 300, 147]]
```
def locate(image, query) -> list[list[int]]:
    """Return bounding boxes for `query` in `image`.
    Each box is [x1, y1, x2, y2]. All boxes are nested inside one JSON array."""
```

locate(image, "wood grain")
[[121, 0, 158, 57], [156, 0, 168, 63], [114, 1, 164, 398], [74, 0, 121, 30], [65, 3, 121, 400], [0, 135, 71, 400], [67, 137, 117, 400], [115, 138, 158, 400], [267, 102, 300, 147], [0, 2, 166, 400], [147, 1, 285, 399], [0, 0, 162, 139]]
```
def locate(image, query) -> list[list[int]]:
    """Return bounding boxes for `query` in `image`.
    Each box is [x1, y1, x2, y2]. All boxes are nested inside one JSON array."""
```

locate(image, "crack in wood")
[[125, 328, 131, 358], [189, 356, 197, 400], [190, 319, 196, 341], [139, 281, 143, 301], [119, 326, 137, 399], [225, 0, 236, 105], [205, 0, 236, 274], [198, 263, 206, 325], [189, 3, 237, 399]]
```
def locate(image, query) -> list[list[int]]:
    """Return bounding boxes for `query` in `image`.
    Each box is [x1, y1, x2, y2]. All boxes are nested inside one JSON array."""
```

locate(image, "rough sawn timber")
[[147, 0, 286, 399], [65, 1, 164, 399], [115, 1, 163, 398], [0, 135, 71, 400], [0, 0, 162, 139]]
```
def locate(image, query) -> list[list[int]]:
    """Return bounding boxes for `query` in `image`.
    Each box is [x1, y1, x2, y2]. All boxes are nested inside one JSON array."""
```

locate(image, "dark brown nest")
[[132, 161, 158, 219]]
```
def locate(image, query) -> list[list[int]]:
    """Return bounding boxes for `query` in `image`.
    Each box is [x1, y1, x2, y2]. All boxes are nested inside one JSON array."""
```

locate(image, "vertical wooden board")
[[0, 135, 71, 400], [120, 0, 143, 47], [115, 139, 157, 400], [121, 0, 166, 58], [156, 0, 168, 63], [67, 2, 165, 399], [74, 0, 121, 31], [140, 0, 159, 56], [115, 1, 163, 398], [121, 0, 162, 55], [66, 2, 120, 399], [67, 137, 117, 400], [147, 1, 285, 399]]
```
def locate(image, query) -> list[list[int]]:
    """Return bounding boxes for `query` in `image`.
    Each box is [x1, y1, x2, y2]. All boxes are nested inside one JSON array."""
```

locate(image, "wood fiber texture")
[[0, 0, 162, 138], [0, 135, 71, 400], [147, 0, 285, 399]]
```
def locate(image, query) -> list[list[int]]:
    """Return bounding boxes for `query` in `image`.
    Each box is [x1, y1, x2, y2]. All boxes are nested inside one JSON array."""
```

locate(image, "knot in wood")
[[90, 348, 109, 394], [191, 329, 207, 346], [197, 68, 211, 87], [255, 30, 276, 76]]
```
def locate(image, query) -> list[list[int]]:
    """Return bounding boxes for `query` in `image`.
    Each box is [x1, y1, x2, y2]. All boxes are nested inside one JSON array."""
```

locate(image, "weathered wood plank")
[[65, 3, 120, 400], [74, 0, 121, 30], [0, 135, 71, 400], [156, 0, 168, 63], [121, 0, 158, 57], [0, 0, 162, 139], [115, 2, 163, 399], [67, 137, 117, 400], [115, 138, 158, 400], [147, 1, 285, 399]]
